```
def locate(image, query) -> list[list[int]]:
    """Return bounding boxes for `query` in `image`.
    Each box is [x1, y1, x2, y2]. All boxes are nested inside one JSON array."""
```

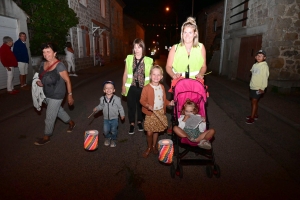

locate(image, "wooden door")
[[237, 35, 262, 82]]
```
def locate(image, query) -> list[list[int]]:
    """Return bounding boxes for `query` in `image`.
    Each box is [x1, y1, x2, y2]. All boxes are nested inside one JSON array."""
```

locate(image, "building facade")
[[206, 0, 300, 92], [123, 14, 145, 55], [67, 0, 125, 70]]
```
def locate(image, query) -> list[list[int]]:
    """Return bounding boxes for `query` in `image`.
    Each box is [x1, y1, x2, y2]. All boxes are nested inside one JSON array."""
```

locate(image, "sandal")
[[152, 146, 159, 154], [142, 147, 152, 158]]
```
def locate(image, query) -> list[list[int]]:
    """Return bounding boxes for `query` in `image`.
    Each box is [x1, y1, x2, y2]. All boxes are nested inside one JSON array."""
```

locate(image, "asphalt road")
[[0, 56, 299, 200]]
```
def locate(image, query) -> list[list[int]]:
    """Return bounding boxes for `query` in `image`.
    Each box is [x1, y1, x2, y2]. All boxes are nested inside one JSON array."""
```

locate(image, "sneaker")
[[110, 140, 116, 147], [34, 138, 50, 146], [198, 140, 211, 150], [246, 115, 258, 120], [128, 125, 135, 134], [104, 138, 111, 146], [73, 73, 78, 77], [69, 73, 73, 76], [246, 118, 255, 124], [137, 123, 144, 131]]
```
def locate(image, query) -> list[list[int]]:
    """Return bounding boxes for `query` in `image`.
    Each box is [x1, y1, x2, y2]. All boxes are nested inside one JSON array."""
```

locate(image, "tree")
[[14, 0, 78, 55]]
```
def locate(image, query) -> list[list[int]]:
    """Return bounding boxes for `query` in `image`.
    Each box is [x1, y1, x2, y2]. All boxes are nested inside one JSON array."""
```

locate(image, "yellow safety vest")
[[124, 55, 153, 96], [172, 43, 204, 79]]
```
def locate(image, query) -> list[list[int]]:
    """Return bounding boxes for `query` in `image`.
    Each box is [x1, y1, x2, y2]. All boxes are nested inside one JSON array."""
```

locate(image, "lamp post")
[[166, 7, 178, 43]]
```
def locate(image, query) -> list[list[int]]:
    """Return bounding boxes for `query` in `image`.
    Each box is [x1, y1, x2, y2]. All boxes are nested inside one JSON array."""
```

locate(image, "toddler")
[[173, 99, 215, 149], [93, 81, 125, 147]]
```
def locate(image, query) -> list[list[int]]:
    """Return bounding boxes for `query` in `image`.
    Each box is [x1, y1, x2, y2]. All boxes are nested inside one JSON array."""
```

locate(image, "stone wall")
[[111, 0, 125, 60], [249, 0, 300, 82], [224, 0, 300, 85]]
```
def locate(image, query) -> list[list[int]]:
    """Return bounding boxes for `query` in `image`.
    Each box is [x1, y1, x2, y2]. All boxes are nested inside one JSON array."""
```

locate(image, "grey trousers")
[[44, 98, 71, 136]]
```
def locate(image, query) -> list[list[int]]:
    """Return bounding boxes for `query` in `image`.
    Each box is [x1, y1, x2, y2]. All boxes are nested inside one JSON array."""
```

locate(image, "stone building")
[[110, 0, 125, 61], [67, 0, 125, 70], [197, 1, 224, 59], [207, 0, 300, 92], [123, 14, 145, 55]]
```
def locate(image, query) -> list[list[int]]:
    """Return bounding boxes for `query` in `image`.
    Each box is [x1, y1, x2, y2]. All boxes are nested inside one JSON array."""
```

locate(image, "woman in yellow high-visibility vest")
[[122, 38, 153, 134], [166, 17, 207, 80]]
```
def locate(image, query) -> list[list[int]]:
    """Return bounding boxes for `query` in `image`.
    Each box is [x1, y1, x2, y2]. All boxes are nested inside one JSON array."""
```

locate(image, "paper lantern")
[[84, 130, 99, 151], [158, 139, 174, 164]]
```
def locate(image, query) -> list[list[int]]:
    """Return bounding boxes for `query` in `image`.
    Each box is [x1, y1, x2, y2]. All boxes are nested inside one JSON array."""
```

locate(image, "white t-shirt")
[[178, 115, 206, 132], [150, 84, 163, 111]]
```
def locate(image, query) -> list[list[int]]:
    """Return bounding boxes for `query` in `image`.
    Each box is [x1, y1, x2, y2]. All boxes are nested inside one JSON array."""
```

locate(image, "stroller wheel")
[[170, 164, 176, 178], [213, 164, 221, 178], [176, 165, 183, 178], [206, 166, 213, 178]]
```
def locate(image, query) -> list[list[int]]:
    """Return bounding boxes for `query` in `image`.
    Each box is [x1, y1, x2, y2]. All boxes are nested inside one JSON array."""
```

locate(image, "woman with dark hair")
[[34, 43, 75, 145], [122, 38, 153, 134]]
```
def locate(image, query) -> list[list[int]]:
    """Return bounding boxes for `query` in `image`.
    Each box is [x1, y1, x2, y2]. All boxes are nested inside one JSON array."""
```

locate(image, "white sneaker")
[[73, 73, 78, 77], [110, 140, 116, 147], [197, 140, 211, 150], [104, 138, 111, 146]]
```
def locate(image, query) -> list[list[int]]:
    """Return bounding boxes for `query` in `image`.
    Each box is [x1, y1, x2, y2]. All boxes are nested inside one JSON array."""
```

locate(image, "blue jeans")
[[103, 119, 118, 140]]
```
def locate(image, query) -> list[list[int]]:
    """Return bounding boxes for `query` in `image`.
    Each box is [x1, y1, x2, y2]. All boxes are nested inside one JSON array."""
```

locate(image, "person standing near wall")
[[0, 36, 19, 95], [13, 32, 29, 88]]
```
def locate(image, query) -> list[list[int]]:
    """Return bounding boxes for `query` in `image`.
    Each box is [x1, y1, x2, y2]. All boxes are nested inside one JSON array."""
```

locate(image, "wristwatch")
[[68, 92, 72, 96]]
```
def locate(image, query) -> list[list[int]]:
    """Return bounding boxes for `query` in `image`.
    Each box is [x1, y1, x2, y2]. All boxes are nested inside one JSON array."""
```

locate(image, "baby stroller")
[[170, 78, 220, 178]]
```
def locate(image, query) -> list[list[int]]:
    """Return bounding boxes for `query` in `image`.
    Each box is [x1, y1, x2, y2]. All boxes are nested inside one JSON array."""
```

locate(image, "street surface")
[[0, 56, 299, 199]]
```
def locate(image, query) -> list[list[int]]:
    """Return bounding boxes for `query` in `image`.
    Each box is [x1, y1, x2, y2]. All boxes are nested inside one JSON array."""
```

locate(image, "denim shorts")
[[250, 89, 261, 99]]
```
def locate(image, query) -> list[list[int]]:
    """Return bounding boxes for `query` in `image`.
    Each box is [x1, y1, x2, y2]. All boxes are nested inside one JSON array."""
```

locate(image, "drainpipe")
[[219, 0, 228, 75], [109, 0, 112, 62]]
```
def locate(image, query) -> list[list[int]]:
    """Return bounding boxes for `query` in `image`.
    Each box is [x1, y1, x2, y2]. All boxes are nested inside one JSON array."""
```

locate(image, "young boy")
[[93, 81, 125, 147], [246, 50, 269, 124]]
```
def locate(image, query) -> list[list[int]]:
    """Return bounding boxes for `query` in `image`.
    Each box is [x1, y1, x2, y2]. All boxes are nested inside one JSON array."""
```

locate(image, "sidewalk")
[[0, 60, 125, 122], [206, 74, 300, 130]]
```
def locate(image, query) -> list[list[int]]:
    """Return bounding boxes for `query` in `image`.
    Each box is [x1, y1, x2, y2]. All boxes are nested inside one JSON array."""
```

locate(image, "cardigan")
[[140, 83, 170, 116], [0, 43, 18, 67]]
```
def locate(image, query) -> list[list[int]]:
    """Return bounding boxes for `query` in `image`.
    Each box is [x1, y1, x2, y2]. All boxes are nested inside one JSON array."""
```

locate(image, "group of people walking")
[[0, 16, 269, 156]]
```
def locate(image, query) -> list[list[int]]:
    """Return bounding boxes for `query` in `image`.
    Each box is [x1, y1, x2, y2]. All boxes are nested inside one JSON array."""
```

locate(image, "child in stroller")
[[173, 99, 215, 149]]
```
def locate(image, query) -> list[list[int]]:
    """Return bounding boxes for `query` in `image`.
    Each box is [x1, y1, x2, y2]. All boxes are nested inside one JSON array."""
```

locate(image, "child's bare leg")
[[143, 131, 153, 158], [195, 128, 216, 142], [251, 99, 258, 118], [173, 126, 189, 138], [152, 132, 159, 154]]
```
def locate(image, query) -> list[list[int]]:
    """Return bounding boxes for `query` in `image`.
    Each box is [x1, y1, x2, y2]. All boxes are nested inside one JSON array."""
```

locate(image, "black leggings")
[[127, 86, 143, 124]]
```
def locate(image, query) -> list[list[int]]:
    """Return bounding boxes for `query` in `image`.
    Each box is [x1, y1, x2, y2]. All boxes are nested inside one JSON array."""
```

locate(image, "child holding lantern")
[[140, 65, 174, 158], [93, 81, 125, 147]]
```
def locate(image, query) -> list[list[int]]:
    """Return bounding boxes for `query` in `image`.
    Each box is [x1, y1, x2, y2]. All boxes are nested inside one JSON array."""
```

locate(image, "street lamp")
[[166, 7, 178, 43]]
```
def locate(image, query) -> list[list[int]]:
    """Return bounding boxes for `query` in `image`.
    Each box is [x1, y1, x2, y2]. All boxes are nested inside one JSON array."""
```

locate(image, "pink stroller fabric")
[[173, 79, 207, 146]]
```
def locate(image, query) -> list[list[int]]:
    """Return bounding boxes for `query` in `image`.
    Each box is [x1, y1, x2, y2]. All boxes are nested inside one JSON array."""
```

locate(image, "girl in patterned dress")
[[140, 65, 174, 158]]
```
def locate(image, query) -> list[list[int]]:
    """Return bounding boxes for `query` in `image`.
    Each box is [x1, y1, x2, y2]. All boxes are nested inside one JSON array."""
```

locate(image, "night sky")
[[122, 0, 222, 25], [122, 0, 222, 54]]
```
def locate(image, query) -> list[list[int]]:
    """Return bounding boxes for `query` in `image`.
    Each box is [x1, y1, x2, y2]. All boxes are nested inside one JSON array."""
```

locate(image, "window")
[[77, 26, 91, 57], [79, 0, 87, 7], [106, 35, 110, 56], [213, 20, 217, 32], [100, 0, 106, 18]]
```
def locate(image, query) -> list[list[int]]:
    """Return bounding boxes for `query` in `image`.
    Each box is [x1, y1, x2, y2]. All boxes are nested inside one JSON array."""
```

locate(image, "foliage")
[[15, 0, 78, 55]]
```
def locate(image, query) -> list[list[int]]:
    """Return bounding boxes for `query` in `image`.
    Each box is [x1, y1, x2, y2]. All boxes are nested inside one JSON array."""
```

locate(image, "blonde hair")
[[149, 65, 163, 83], [180, 99, 199, 115], [180, 17, 199, 47]]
